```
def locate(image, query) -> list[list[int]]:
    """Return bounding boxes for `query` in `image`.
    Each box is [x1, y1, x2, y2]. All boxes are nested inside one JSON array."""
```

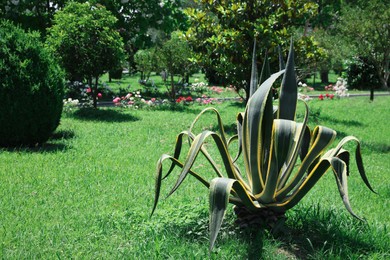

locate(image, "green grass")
[[0, 96, 389, 258]]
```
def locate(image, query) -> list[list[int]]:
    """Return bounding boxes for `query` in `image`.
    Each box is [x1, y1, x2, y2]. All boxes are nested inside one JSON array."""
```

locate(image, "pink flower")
[[97, 93, 102, 99], [329, 94, 334, 99], [151, 98, 156, 102], [86, 87, 92, 93], [113, 97, 121, 103]]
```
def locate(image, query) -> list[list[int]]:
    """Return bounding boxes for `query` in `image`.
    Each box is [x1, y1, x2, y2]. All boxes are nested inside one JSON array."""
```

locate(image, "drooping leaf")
[[151, 154, 209, 217], [276, 126, 336, 199], [209, 178, 235, 251]]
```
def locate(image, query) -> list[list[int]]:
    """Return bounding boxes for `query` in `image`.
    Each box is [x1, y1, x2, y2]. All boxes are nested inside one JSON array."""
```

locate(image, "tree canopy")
[[337, 0, 389, 89], [184, 0, 320, 100], [46, 2, 125, 108]]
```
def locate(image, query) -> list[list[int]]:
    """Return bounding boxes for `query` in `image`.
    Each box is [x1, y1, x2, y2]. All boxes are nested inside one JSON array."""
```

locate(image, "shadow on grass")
[[0, 129, 76, 153], [158, 203, 382, 259], [2, 142, 70, 153], [336, 131, 390, 154], [228, 101, 246, 109], [210, 123, 238, 136], [362, 142, 390, 154], [320, 115, 365, 127], [49, 129, 75, 141], [71, 108, 140, 122], [150, 104, 203, 114], [275, 205, 380, 259]]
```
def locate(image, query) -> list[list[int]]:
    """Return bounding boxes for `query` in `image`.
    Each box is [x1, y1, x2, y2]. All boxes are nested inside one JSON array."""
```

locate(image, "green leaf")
[[209, 178, 235, 251], [278, 39, 297, 121], [249, 39, 258, 98], [151, 154, 209, 217], [243, 70, 285, 194], [276, 126, 336, 200]]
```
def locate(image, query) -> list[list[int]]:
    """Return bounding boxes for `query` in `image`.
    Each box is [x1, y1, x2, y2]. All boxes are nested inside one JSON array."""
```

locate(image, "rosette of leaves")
[[151, 41, 375, 251]]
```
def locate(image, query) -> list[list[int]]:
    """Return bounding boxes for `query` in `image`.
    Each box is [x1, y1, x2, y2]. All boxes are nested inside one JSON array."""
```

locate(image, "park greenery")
[[152, 42, 375, 251], [46, 2, 125, 109], [0, 0, 389, 258], [0, 20, 64, 146]]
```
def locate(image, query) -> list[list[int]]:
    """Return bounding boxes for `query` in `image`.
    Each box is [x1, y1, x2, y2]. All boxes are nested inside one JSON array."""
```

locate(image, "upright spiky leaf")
[[278, 45, 285, 70], [259, 51, 271, 85], [249, 40, 258, 98], [278, 39, 297, 120]]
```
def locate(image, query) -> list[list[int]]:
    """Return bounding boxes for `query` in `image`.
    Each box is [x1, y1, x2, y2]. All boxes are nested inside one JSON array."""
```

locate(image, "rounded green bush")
[[0, 20, 65, 147]]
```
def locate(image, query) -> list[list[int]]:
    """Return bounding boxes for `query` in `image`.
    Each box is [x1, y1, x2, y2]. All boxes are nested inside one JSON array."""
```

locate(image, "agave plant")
[[151, 41, 375, 251]]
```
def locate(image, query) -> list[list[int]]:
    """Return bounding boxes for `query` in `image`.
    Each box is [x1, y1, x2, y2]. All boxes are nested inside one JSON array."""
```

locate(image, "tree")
[[46, 2, 125, 108], [87, 0, 188, 69], [337, 1, 389, 94], [185, 0, 319, 101], [1, 1, 188, 69], [155, 31, 198, 99], [0, 0, 67, 37], [134, 49, 157, 82]]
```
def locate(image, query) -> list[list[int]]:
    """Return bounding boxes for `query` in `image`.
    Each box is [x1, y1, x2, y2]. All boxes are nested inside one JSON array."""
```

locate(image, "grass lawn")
[[0, 96, 389, 258]]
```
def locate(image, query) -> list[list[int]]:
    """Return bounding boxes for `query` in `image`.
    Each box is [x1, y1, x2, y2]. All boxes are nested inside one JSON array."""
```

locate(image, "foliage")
[[336, 0, 389, 89], [46, 2, 125, 108], [134, 49, 157, 82], [0, 0, 68, 36], [155, 31, 198, 99], [344, 56, 383, 90], [0, 96, 389, 258], [0, 19, 64, 146], [184, 0, 321, 101], [0, 0, 187, 45], [88, 0, 188, 50], [151, 42, 375, 251]]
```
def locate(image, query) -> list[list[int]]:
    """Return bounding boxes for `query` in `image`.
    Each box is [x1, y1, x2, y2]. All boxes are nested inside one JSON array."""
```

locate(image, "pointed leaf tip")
[[278, 39, 297, 121]]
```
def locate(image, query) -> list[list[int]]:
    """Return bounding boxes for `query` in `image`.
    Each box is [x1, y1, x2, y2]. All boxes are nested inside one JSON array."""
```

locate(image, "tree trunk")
[[370, 86, 374, 101], [170, 73, 175, 100], [93, 77, 98, 109], [320, 70, 329, 83]]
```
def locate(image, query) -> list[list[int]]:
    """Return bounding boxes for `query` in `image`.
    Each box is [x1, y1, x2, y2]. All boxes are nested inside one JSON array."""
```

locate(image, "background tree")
[[337, 0, 389, 97], [155, 31, 198, 99], [1, 0, 188, 72], [0, 0, 67, 37], [134, 49, 157, 82], [46, 2, 125, 108], [86, 0, 188, 71], [184, 0, 319, 101]]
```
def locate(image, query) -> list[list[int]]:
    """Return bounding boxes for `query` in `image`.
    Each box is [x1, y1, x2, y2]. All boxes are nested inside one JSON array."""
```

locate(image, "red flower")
[[319, 94, 324, 100], [329, 94, 334, 99], [186, 96, 193, 102], [176, 97, 185, 103], [326, 93, 330, 98]]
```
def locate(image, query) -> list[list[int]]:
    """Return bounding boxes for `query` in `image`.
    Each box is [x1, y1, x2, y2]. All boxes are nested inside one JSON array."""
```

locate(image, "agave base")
[[233, 206, 287, 233]]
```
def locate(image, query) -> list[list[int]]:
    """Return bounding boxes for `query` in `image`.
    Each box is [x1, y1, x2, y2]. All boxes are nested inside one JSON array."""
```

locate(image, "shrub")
[[0, 20, 65, 147], [344, 56, 382, 90]]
